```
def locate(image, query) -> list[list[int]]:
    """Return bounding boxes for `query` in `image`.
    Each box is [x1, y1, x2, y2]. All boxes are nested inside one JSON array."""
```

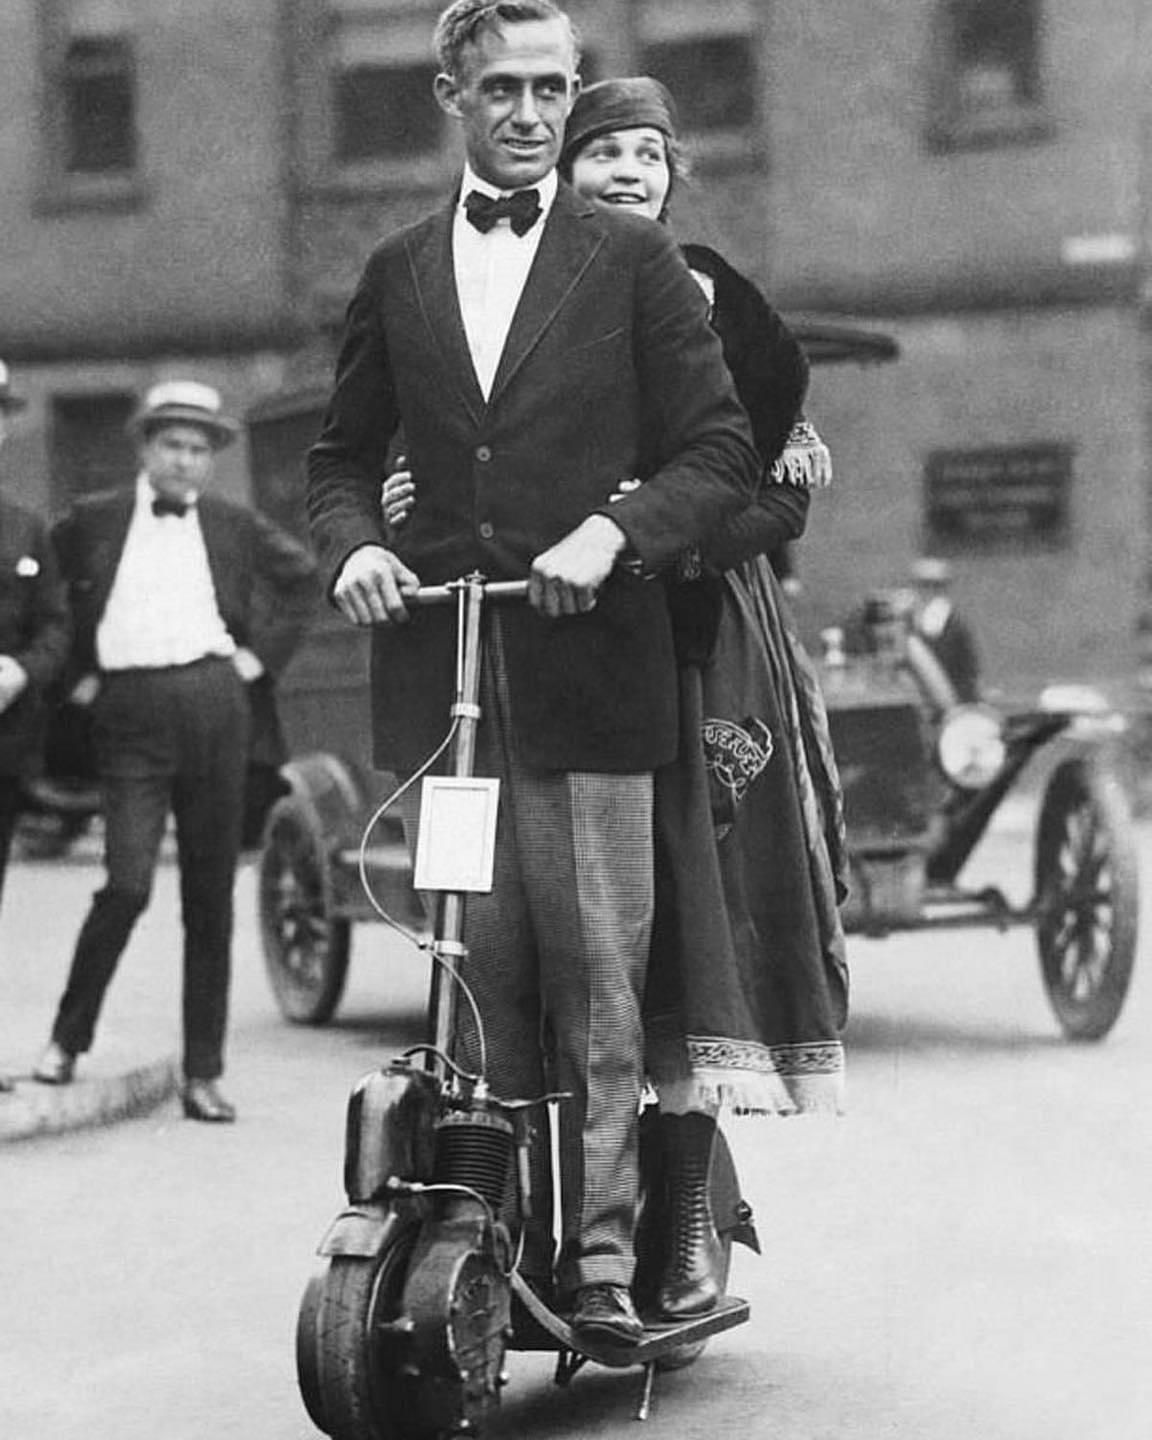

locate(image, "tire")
[[296, 1267, 329, 1433], [310, 1230, 423, 1440], [259, 793, 351, 1024], [1034, 761, 1140, 1042]]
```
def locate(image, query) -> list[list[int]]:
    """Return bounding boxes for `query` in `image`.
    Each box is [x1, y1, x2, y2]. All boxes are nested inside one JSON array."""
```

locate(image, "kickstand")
[[636, 1362, 656, 1421]]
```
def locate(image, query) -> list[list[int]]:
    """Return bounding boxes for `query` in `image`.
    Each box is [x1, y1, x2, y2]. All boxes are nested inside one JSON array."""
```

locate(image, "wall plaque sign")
[[924, 442, 1072, 546]]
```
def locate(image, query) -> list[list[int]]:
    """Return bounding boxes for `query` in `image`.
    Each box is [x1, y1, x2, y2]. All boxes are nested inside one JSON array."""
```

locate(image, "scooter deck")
[[509, 1272, 749, 1367]]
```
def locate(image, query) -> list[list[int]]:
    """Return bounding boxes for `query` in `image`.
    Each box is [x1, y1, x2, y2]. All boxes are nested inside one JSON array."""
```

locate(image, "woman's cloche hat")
[[562, 76, 679, 163], [128, 380, 240, 449]]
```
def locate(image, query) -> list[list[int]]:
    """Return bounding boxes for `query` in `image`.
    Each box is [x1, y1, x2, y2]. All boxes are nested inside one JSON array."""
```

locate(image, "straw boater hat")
[[128, 380, 240, 449], [911, 557, 953, 587], [0, 360, 28, 412]]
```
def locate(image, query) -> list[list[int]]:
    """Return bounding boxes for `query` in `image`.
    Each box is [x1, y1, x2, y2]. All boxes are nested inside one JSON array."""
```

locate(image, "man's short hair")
[[433, 0, 580, 77]]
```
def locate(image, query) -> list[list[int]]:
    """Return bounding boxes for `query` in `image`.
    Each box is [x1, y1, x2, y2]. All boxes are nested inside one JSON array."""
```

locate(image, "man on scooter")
[[307, 0, 757, 1345]]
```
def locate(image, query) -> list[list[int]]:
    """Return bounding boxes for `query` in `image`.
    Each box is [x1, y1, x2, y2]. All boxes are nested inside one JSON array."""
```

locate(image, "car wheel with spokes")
[[1034, 760, 1139, 1041], [259, 793, 351, 1024]]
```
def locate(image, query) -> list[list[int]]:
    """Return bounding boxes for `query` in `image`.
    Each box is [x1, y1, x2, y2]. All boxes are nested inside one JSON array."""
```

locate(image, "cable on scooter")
[[399, 1044, 477, 1086], [355, 717, 490, 1079]]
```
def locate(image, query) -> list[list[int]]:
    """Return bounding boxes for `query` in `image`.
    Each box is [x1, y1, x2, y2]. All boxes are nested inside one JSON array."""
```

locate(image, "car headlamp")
[[937, 705, 1007, 789]]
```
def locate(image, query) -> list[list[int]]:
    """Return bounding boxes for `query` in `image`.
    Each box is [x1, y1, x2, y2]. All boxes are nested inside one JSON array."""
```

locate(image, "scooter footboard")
[[509, 1272, 749, 1366]]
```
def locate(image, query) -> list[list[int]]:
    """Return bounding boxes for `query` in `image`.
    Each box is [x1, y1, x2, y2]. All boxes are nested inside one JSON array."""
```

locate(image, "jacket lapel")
[[196, 495, 232, 606], [488, 184, 603, 407], [91, 490, 136, 615], [406, 196, 486, 425]]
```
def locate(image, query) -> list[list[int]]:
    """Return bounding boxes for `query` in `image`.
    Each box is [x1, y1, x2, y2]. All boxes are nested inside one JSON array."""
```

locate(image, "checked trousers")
[[401, 616, 653, 1295]]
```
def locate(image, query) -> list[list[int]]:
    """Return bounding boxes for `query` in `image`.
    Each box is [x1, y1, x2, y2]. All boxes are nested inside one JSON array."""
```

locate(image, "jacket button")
[[478, 522, 495, 540], [475, 445, 492, 462]]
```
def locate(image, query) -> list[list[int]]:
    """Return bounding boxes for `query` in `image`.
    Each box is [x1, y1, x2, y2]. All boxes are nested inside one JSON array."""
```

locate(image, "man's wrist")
[[583, 512, 629, 558]]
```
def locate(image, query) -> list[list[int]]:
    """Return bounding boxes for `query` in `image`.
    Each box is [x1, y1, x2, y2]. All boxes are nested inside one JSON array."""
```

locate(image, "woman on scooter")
[[562, 76, 848, 1323], [383, 75, 848, 1323]]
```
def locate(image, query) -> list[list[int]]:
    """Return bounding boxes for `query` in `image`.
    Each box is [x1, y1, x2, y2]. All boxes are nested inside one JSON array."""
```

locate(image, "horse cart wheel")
[[259, 793, 351, 1025], [1034, 761, 1139, 1042]]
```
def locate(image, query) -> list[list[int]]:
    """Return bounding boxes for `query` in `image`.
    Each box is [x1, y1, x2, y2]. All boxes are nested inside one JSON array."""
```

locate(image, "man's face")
[[435, 18, 578, 191], [140, 423, 215, 502]]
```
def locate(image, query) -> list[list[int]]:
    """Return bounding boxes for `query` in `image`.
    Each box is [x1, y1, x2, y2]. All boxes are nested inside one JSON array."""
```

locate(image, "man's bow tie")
[[152, 496, 190, 518], [463, 188, 542, 236]]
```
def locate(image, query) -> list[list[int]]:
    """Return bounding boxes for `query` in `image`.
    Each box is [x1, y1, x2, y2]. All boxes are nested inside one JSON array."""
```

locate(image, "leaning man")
[[34, 382, 317, 1121]]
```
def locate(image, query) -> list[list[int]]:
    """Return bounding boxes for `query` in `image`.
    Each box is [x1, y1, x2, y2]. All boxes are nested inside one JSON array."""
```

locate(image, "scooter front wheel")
[[305, 1223, 423, 1440]]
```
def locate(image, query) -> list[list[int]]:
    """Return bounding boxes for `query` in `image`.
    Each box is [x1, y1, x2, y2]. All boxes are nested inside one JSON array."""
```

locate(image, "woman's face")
[[569, 125, 671, 221]]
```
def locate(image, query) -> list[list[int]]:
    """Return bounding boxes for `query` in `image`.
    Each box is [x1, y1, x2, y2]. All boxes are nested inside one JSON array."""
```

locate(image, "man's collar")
[[459, 163, 557, 219], [138, 472, 197, 511]]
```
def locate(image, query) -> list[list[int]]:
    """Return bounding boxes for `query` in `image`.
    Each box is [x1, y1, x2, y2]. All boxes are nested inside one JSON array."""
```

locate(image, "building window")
[[62, 35, 137, 173], [640, 34, 757, 133], [332, 59, 441, 162], [928, 0, 1053, 152], [37, 2, 146, 212], [50, 392, 137, 505], [634, 1, 762, 168], [294, 2, 451, 190]]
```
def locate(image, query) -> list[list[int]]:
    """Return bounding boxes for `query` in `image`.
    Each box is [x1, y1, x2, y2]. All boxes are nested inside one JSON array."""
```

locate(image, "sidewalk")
[[0, 843, 183, 1144]]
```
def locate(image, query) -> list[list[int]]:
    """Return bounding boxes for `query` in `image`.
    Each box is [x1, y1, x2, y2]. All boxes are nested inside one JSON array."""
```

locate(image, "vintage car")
[[251, 326, 1139, 1044], [818, 591, 1139, 1040]]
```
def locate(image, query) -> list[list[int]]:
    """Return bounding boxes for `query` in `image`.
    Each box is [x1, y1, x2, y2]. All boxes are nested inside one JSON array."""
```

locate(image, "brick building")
[[1, 0, 1149, 687]]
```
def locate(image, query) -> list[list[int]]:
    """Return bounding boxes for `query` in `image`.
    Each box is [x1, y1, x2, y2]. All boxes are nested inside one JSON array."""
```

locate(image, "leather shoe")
[[570, 1284, 644, 1345], [33, 1042, 76, 1085], [181, 1078, 237, 1123]]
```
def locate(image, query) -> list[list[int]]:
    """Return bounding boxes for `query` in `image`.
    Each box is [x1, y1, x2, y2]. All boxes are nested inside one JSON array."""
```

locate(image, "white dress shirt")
[[453, 164, 557, 399], [96, 475, 235, 671]]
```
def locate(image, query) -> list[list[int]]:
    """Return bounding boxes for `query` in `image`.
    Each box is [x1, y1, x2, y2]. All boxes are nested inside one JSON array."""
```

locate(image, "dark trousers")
[[51, 657, 249, 1080], [0, 774, 21, 908]]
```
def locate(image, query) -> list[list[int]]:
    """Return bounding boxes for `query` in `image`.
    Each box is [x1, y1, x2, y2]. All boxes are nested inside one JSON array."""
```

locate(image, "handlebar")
[[411, 578, 530, 607]]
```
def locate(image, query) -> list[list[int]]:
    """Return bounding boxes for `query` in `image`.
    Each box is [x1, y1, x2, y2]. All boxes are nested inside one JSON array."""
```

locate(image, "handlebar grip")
[[411, 579, 530, 607]]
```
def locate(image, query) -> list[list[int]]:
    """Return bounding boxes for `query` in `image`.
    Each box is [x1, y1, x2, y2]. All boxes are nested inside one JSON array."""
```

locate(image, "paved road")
[[2, 815, 1151, 1440]]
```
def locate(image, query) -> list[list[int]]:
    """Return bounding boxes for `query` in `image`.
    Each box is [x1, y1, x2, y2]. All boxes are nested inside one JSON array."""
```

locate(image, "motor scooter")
[[295, 574, 757, 1440]]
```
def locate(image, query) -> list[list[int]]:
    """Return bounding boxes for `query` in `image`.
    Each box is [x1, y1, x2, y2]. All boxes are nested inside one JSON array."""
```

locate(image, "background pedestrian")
[[33, 381, 317, 1122]]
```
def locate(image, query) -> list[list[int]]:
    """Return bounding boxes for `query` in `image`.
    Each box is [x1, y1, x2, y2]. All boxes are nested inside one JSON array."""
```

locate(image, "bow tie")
[[152, 496, 190, 518], [463, 188, 542, 236]]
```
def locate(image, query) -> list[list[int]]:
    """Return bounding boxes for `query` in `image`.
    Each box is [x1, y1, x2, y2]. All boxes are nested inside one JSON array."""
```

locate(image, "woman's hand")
[[381, 454, 415, 529], [607, 477, 642, 505]]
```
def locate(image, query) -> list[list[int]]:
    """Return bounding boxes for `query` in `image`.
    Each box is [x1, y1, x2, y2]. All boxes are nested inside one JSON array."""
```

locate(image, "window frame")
[[49, 390, 139, 507], [294, 0, 456, 199], [35, 4, 148, 215], [926, 0, 1055, 154], [635, 3, 766, 173]]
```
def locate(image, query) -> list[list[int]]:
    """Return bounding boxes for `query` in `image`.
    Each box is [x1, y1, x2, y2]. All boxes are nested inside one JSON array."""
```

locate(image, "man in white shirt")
[[33, 382, 317, 1121], [308, 0, 757, 1343]]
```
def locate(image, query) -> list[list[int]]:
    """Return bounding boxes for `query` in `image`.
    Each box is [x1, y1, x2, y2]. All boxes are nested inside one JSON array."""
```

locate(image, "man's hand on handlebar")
[[333, 544, 421, 626], [529, 515, 629, 618]]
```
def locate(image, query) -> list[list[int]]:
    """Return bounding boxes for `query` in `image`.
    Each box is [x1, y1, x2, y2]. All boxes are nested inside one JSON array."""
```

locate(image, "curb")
[[0, 1055, 181, 1144]]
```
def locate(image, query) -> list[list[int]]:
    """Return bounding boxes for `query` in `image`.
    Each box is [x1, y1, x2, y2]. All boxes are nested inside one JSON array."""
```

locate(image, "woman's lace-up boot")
[[656, 1110, 726, 1318]]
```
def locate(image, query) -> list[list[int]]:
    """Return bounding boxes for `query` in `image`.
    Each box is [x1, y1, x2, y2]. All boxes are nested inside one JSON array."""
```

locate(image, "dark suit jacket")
[[308, 181, 758, 774], [0, 496, 71, 776], [53, 488, 318, 761]]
